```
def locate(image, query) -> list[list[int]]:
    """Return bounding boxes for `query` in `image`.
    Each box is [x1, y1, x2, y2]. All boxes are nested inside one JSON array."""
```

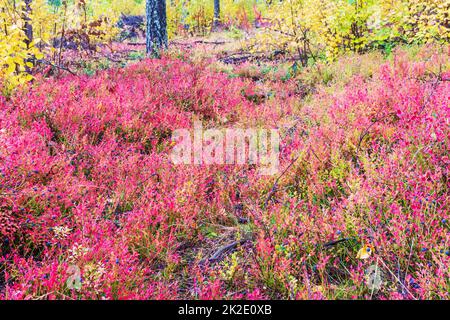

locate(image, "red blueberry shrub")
[[0, 46, 449, 299]]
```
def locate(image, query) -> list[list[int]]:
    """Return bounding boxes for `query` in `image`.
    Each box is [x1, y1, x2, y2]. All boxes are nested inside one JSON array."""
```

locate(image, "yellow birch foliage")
[[1, 0, 43, 95], [249, 0, 450, 61]]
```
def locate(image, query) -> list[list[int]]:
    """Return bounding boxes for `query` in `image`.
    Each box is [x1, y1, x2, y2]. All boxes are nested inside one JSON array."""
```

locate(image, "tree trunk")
[[146, 0, 168, 57], [23, 0, 33, 48], [23, 0, 33, 73], [213, 0, 220, 30]]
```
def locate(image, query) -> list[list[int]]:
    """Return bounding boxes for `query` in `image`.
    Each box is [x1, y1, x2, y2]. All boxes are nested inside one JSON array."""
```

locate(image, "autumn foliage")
[[1, 43, 449, 299]]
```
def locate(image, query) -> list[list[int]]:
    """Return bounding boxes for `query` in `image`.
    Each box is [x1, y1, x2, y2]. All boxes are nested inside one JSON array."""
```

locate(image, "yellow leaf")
[[357, 244, 373, 259], [35, 52, 44, 60], [6, 62, 16, 75]]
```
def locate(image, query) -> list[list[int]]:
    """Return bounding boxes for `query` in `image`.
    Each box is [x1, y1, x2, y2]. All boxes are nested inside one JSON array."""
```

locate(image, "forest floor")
[[1, 31, 449, 299], [40, 31, 291, 76]]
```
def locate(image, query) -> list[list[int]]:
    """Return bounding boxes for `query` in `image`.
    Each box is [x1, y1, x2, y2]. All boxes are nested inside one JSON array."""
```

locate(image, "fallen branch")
[[219, 51, 265, 64], [220, 54, 255, 64], [125, 42, 145, 46], [171, 40, 229, 46], [192, 40, 228, 45], [202, 239, 248, 264], [37, 59, 76, 75], [322, 238, 352, 249]]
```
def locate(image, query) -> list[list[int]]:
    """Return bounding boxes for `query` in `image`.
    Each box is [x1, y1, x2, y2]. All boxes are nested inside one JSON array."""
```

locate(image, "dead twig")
[[377, 257, 417, 300], [263, 150, 303, 208]]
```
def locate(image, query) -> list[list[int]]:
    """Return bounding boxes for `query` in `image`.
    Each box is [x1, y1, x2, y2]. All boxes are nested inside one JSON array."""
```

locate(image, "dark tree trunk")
[[213, 0, 220, 30], [23, 0, 33, 48], [146, 0, 168, 56], [23, 0, 33, 73]]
